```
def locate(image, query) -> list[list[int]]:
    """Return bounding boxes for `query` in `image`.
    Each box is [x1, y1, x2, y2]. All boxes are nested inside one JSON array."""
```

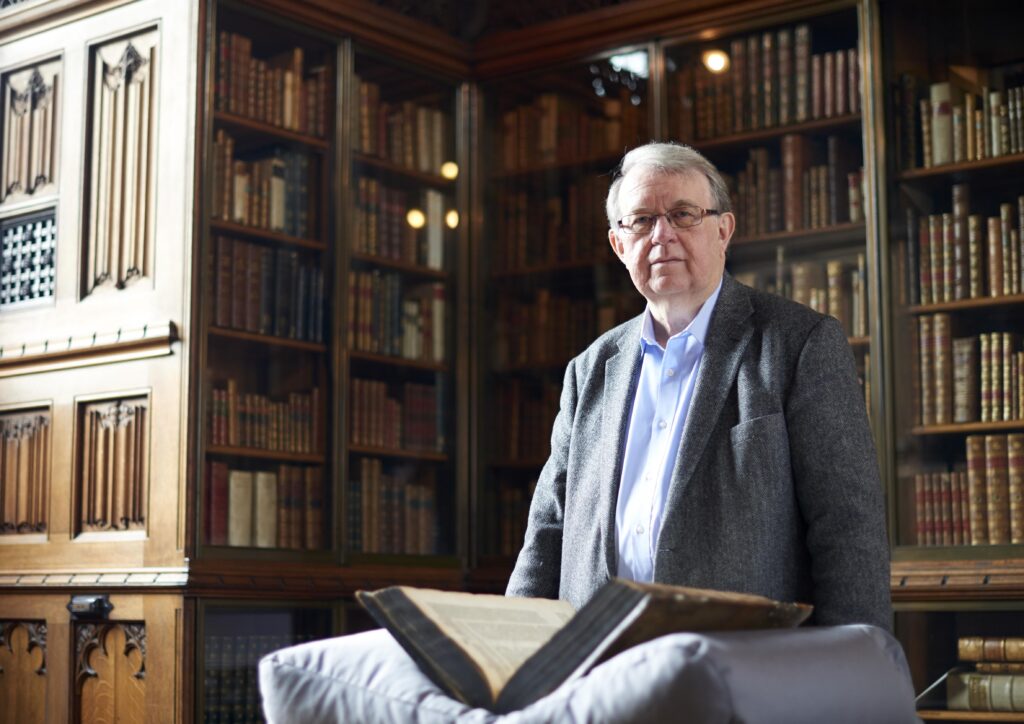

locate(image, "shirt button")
[[635, 524, 644, 535], [666, 368, 675, 377], [658, 419, 667, 429]]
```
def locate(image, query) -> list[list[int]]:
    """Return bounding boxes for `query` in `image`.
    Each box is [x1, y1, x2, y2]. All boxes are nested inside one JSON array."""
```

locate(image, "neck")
[[648, 281, 720, 347]]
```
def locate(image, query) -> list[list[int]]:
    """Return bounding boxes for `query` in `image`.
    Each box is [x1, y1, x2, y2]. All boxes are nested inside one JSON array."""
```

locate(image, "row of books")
[[208, 381, 320, 454], [353, 177, 446, 270], [948, 636, 1024, 712], [204, 633, 320, 723], [915, 434, 1024, 546], [211, 130, 314, 239], [732, 250, 869, 339], [346, 271, 445, 363], [674, 23, 859, 141], [903, 192, 1024, 306], [347, 456, 439, 555], [915, 316, 1023, 426], [212, 236, 325, 343], [215, 32, 328, 137], [204, 462, 325, 550], [493, 379, 559, 463], [356, 78, 453, 175], [497, 88, 646, 172], [726, 137, 863, 238], [911, 77, 1024, 170], [493, 175, 611, 273], [493, 292, 602, 371], [349, 378, 443, 453]]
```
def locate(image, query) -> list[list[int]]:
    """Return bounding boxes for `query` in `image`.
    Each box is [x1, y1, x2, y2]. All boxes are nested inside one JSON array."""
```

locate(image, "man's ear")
[[608, 227, 624, 259], [718, 212, 736, 253]]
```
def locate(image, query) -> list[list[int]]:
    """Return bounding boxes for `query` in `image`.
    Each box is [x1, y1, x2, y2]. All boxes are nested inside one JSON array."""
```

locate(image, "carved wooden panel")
[[75, 622, 145, 724], [82, 29, 158, 296], [0, 620, 47, 724], [76, 397, 148, 534], [1, 58, 60, 206], [0, 408, 49, 535]]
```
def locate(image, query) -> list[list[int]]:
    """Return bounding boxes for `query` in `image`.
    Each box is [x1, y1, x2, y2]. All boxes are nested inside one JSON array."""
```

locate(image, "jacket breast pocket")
[[728, 412, 791, 489]]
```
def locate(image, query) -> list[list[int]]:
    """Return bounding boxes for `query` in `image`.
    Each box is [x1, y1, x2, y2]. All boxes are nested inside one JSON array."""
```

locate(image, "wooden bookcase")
[[472, 47, 652, 574], [877, 0, 1024, 719], [3, 0, 1024, 719]]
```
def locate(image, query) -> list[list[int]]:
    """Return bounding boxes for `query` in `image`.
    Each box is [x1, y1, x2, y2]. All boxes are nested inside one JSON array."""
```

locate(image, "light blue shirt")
[[615, 278, 723, 583]]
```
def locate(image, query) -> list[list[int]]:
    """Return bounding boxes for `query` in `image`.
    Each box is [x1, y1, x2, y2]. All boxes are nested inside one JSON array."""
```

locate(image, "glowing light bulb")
[[445, 210, 459, 229], [440, 162, 459, 180], [406, 208, 426, 229], [702, 50, 729, 74]]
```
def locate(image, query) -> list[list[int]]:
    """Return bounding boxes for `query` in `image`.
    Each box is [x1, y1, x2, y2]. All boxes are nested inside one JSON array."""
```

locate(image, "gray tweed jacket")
[[506, 273, 892, 631]]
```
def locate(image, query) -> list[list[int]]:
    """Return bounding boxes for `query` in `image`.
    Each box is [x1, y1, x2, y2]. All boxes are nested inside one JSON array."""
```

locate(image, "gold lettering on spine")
[[83, 30, 158, 296]]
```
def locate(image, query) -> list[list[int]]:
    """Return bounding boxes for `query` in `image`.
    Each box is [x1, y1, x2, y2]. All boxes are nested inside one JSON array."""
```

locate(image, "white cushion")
[[259, 624, 918, 723]]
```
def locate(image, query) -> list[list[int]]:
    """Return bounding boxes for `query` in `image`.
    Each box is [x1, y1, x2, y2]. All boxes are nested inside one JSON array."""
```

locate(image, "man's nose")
[[650, 214, 676, 244]]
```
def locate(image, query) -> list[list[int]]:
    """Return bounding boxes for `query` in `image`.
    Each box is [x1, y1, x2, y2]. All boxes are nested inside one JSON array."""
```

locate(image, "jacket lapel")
[[599, 317, 643, 577], [665, 274, 754, 507]]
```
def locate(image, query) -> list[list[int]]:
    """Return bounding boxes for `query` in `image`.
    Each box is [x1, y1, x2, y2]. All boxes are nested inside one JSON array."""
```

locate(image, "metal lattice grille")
[[1, 209, 56, 309]]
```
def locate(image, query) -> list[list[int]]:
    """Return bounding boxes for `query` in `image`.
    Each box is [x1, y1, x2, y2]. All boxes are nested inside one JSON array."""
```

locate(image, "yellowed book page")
[[402, 588, 574, 699]]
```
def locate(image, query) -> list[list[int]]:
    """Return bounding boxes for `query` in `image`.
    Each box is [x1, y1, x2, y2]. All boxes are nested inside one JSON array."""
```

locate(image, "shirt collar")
[[638, 276, 724, 351]]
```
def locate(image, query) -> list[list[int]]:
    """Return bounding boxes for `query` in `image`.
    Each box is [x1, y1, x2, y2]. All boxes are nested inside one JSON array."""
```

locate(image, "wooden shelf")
[[898, 151, 1024, 182], [891, 558, 1024, 602], [490, 458, 546, 469], [694, 114, 862, 152], [206, 445, 325, 464], [350, 252, 447, 279], [354, 152, 455, 188], [918, 710, 1024, 721], [909, 293, 1024, 314], [347, 444, 447, 462], [848, 335, 870, 348], [730, 221, 865, 251], [911, 420, 1024, 435], [349, 350, 447, 372], [208, 326, 327, 352], [494, 360, 568, 374], [209, 219, 327, 251], [214, 110, 329, 150]]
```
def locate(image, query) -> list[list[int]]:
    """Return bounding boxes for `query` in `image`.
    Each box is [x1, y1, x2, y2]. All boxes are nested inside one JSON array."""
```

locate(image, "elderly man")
[[506, 141, 891, 630]]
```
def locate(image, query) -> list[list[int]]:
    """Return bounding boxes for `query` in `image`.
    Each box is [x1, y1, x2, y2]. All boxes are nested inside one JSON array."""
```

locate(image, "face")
[[608, 167, 734, 309]]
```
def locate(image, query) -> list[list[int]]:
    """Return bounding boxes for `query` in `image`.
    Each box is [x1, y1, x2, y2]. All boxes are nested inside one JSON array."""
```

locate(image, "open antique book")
[[356, 578, 812, 713]]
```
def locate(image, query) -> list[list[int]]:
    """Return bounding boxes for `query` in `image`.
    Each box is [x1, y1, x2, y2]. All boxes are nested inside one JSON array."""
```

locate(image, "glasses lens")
[[668, 206, 701, 228]]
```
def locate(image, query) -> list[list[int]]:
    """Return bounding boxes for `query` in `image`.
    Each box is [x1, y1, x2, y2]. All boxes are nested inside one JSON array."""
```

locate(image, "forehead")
[[618, 167, 712, 210]]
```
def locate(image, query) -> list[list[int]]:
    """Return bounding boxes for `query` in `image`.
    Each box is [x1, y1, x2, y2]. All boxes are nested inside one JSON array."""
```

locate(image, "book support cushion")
[[258, 624, 917, 723]]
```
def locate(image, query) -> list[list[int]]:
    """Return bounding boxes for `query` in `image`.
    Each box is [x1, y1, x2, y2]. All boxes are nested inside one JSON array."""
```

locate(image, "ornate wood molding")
[[75, 622, 146, 690], [0, 567, 188, 588], [891, 559, 1024, 602], [0, 321, 178, 377], [0, 620, 47, 675], [1, 58, 61, 206]]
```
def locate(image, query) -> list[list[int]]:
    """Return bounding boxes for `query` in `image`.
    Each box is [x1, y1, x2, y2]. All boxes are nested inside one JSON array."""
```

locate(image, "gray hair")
[[606, 141, 732, 228]]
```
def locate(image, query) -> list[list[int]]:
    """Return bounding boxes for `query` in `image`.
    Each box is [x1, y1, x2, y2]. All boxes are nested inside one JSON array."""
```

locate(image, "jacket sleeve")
[[505, 358, 579, 599], [787, 316, 892, 630]]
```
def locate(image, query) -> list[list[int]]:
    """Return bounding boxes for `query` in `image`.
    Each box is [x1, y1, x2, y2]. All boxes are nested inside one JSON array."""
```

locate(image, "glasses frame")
[[616, 205, 721, 236]]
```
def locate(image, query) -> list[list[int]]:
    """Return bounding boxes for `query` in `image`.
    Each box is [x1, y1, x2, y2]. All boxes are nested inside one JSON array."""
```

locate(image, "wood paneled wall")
[[1, 58, 60, 207], [0, 620, 47, 724], [0, 409, 50, 536]]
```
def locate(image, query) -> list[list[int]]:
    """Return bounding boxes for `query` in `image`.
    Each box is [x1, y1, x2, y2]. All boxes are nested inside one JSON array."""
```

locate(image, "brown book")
[[953, 336, 979, 423], [968, 214, 984, 299], [986, 434, 1011, 544], [989, 216, 1005, 296], [951, 470, 965, 546], [933, 313, 953, 424], [966, 434, 989, 544], [928, 215, 945, 303], [747, 34, 761, 130], [781, 134, 807, 232], [847, 48, 859, 114], [919, 215, 934, 305], [941, 213, 956, 302], [1004, 333, 1018, 421], [776, 28, 792, 126], [939, 472, 953, 546], [811, 53, 823, 120], [914, 474, 926, 545], [952, 183, 970, 300], [960, 636, 1024, 662], [921, 98, 934, 168], [823, 51, 835, 118], [981, 333, 992, 422], [978, 663, 1024, 674], [919, 314, 935, 426], [357, 580, 811, 713], [834, 48, 847, 117], [1009, 434, 1024, 544], [794, 24, 811, 123]]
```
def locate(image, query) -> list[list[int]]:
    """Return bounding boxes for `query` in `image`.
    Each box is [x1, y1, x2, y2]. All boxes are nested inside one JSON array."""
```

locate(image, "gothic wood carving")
[[0, 409, 50, 534], [77, 397, 149, 533], [1, 58, 60, 205], [83, 29, 158, 296], [75, 622, 146, 724], [0, 620, 47, 724]]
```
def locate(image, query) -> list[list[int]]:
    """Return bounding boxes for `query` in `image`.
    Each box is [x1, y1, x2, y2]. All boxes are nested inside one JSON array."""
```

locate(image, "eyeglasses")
[[616, 204, 720, 236]]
